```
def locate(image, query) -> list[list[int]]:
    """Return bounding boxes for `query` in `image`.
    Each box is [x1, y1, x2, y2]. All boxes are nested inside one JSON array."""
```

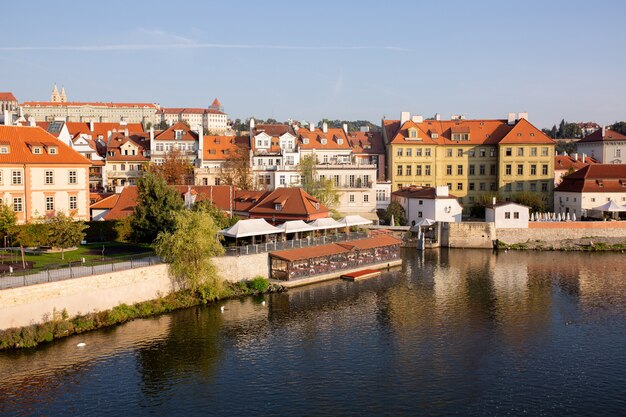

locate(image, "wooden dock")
[[341, 269, 381, 281]]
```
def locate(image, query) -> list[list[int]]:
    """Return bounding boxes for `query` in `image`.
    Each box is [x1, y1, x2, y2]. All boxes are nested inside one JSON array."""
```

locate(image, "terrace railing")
[[0, 253, 160, 290], [223, 231, 369, 257]]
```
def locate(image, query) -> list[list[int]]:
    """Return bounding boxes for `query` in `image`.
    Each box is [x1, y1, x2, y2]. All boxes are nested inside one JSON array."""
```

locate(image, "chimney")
[[322, 122, 328, 133], [517, 112, 529, 121], [601, 126, 606, 138], [342, 123, 348, 134], [435, 113, 441, 121], [582, 153, 586, 163], [450, 114, 459, 120], [124, 128, 129, 137], [411, 115, 423, 123], [309, 122, 315, 132], [492, 197, 496, 205], [249, 118, 255, 129], [572, 153, 578, 161], [3, 110, 11, 125], [89, 120, 94, 132], [28, 116, 36, 127], [507, 112, 516, 125], [360, 126, 369, 133], [435, 185, 449, 197], [400, 111, 410, 125], [149, 126, 154, 141]]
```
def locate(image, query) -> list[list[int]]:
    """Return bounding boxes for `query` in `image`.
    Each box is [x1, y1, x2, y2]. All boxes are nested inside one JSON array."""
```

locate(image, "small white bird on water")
[[77, 342, 86, 347]]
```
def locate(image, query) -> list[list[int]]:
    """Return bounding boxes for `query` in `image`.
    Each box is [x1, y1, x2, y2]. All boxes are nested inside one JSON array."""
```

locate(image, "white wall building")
[[392, 186, 462, 225], [576, 127, 626, 164], [485, 201, 529, 228]]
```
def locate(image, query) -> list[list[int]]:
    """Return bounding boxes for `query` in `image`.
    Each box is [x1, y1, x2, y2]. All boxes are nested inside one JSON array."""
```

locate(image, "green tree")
[[610, 121, 626, 135], [46, 212, 88, 260], [131, 171, 184, 243], [147, 148, 194, 185], [0, 203, 17, 242], [11, 222, 49, 268], [383, 202, 407, 226], [470, 192, 502, 219], [297, 154, 340, 210], [192, 200, 238, 230], [154, 209, 225, 292], [511, 191, 546, 213], [218, 144, 255, 190]]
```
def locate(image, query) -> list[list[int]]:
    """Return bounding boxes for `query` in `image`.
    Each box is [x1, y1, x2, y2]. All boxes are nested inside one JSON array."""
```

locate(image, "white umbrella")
[[592, 200, 626, 212], [530, 212, 535, 222], [337, 215, 373, 227], [277, 220, 316, 234], [566, 212, 571, 221], [390, 214, 395, 226], [308, 217, 342, 230], [572, 212, 577, 221], [219, 218, 282, 238], [557, 213, 562, 221]]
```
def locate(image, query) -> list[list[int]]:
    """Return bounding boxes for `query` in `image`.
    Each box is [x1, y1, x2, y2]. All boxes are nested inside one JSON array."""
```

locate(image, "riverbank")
[[0, 277, 282, 351], [496, 236, 626, 251]]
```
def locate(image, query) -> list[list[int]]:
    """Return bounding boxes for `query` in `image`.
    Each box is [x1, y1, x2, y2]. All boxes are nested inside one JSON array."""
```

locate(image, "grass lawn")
[[0, 242, 154, 269]]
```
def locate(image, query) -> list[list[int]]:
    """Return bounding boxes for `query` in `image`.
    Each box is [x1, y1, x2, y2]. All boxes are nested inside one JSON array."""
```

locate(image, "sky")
[[1, 0, 625, 129]]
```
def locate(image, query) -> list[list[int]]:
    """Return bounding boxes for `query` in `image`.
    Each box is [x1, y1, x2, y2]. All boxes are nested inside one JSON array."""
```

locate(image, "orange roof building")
[[576, 127, 626, 164], [554, 153, 598, 186], [247, 187, 330, 224], [0, 125, 91, 223]]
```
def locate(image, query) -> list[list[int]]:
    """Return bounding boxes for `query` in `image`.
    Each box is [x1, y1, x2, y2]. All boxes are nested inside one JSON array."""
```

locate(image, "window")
[[531, 147, 537, 156], [397, 165, 403, 176], [517, 148, 524, 156], [69, 196, 77, 210], [479, 165, 486, 175], [397, 148, 403, 157], [616, 149, 621, 158], [416, 165, 422, 175], [469, 149, 475, 157], [469, 165, 475, 175], [418, 211, 423, 218], [505, 164, 512, 175], [363, 195, 369, 203], [530, 182, 537, 192], [45, 170, 54, 184], [46, 196, 54, 211], [457, 149, 463, 157], [505, 148, 512, 156], [541, 182, 548, 192], [505, 212, 511, 219], [416, 148, 422, 157], [349, 194, 355, 203], [279, 175, 285, 185], [479, 182, 486, 191], [490, 164, 496, 175], [48, 147, 57, 155], [175, 130, 183, 140], [516, 182, 524, 191], [156, 143, 164, 152], [542, 164, 548, 175], [376, 189, 386, 201], [530, 165, 537, 175], [446, 149, 453, 157], [514, 212, 520, 219], [406, 165, 412, 176], [12, 170, 22, 185], [446, 165, 452, 175], [406, 148, 412, 157], [517, 164, 524, 175], [425, 148, 431, 157], [542, 147, 549, 156], [457, 165, 463, 175], [33, 147, 42, 154], [320, 138, 327, 145], [0, 146, 8, 154], [12, 197, 23, 212], [490, 148, 496, 157], [418, 200, 423, 205], [66, 170, 77, 184], [409, 130, 417, 138], [457, 183, 463, 190], [479, 148, 486, 157], [425, 165, 431, 175], [490, 183, 497, 191], [505, 183, 512, 192], [447, 183, 452, 189], [469, 182, 475, 191], [120, 164, 126, 171], [0, 171, 2, 185]]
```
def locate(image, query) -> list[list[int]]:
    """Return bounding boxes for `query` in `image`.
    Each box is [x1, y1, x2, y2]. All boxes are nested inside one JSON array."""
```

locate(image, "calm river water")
[[0, 249, 625, 416]]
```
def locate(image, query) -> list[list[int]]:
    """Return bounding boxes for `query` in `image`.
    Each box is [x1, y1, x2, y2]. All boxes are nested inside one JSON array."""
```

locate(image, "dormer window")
[[431, 133, 438, 139], [321, 138, 327, 145], [215, 138, 221, 144], [174, 130, 183, 140], [0, 146, 8, 154], [409, 129, 417, 138], [32, 147, 42, 154], [303, 138, 309, 144], [337, 138, 343, 145], [48, 147, 58, 154], [274, 203, 282, 211]]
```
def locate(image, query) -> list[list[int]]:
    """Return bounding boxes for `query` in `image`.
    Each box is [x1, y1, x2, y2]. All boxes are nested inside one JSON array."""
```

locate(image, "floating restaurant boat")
[[268, 234, 402, 287], [341, 269, 381, 281]]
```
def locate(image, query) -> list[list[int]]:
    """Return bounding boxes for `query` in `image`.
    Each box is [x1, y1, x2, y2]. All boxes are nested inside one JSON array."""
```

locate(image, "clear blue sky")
[[2, 0, 625, 129]]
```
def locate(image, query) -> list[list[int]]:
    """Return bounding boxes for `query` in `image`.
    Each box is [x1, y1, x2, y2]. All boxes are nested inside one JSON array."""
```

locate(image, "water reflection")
[[0, 249, 625, 416]]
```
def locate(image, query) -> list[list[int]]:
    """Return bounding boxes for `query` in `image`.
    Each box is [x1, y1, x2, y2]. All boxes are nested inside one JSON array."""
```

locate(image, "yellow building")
[[383, 114, 555, 208]]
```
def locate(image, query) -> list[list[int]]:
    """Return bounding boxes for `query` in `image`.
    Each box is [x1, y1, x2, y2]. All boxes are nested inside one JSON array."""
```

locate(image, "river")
[[0, 249, 625, 416]]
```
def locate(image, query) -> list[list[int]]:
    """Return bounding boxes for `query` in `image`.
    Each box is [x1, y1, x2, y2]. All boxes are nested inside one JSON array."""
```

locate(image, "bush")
[[246, 277, 269, 293], [84, 220, 119, 243]]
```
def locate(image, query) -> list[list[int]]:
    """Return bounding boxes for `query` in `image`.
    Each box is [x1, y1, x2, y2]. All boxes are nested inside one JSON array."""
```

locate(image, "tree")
[[46, 212, 88, 260], [555, 140, 576, 155], [192, 200, 238, 230], [470, 192, 501, 219], [610, 121, 626, 135], [147, 148, 194, 185], [154, 209, 225, 292], [383, 202, 407, 226], [217, 145, 255, 190], [0, 203, 16, 242], [511, 191, 546, 213], [156, 120, 169, 130], [131, 171, 184, 243], [11, 222, 49, 268], [297, 154, 340, 210]]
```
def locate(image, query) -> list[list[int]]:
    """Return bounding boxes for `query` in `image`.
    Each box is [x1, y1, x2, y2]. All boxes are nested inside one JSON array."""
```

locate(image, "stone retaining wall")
[[444, 222, 495, 248], [497, 222, 626, 244]]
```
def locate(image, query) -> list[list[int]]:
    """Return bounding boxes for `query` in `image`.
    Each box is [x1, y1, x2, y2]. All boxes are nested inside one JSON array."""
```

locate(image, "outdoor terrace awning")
[[337, 215, 373, 227], [270, 244, 350, 262], [337, 234, 401, 251], [409, 218, 436, 232], [277, 220, 316, 234], [592, 200, 626, 212], [219, 218, 282, 238], [308, 218, 342, 230]]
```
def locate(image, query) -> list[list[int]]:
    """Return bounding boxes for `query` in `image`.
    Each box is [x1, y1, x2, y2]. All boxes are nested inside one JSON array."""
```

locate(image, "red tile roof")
[[154, 122, 199, 141], [392, 186, 457, 199], [22, 101, 158, 108], [90, 194, 120, 209], [158, 107, 225, 115], [298, 127, 350, 150], [253, 124, 296, 137], [554, 155, 598, 171], [0, 92, 17, 102], [0, 126, 91, 165], [348, 131, 385, 154], [106, 132, 150, 162], [554, 164, 626, 193], [578, 128, 626, 143], [234, 190, 267, 212], [203, 135, 248, 160], [269, 235, 400, 262], [248, 187, 329, 222]]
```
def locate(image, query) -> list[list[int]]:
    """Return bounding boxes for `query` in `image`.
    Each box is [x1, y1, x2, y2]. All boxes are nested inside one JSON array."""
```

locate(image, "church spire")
[[51, 83, 60, 102]]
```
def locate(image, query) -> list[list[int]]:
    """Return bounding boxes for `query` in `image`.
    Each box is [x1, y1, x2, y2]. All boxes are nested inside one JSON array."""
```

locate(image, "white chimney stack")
[[411, 115, 423, 123], [435, 113, 441, 121], [492, 197, 496, 205], [342, 123, 348, 134], [573, 153, 578, 161], [360, 126, 369, 133], [435, 185, 449, 197], [249, 118, 255, 129], [28, 117, 36, 127], [601, 126, 606, 138], [517, 112, 529, 121], [309, 122, 315, 132], [507, 112, 516, 125], [89, 120, 94, 132], [582, 153, 586, 163], [400, 111, 410, 125], [322, 122, 328, 133]]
